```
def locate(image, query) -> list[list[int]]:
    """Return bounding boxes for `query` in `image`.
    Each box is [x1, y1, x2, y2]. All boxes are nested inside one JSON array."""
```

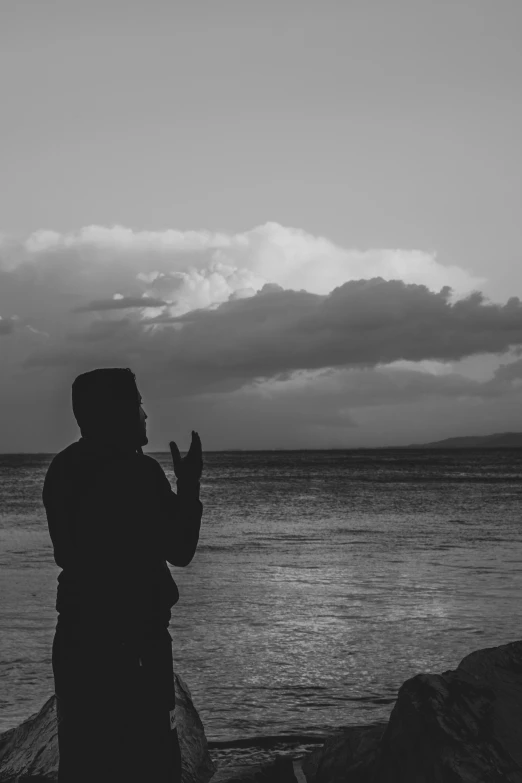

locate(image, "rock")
[[301, 640, 522, 783], [300, 724, 387, 783], [209, 754, 298, 782], [0, 697, 58, 783], [175, 673, 217, 783], [372, 640, 522, 782], [0, 673, 216, 783]]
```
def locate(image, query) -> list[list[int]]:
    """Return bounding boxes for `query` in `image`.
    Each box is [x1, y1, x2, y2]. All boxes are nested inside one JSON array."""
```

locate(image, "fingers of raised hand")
[[190, 431, 202, 452]]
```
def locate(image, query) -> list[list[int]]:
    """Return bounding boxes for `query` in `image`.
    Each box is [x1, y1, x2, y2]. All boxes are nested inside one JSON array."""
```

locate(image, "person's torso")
[[46, 440, 179, 628]]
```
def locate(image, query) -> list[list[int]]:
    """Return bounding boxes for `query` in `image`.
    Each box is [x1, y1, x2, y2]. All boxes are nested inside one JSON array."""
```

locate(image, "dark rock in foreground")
[[301, 723, 388, 783], [0, 697, 57, 783], [0, 673, 216, 783], [174, 673, 216, 783], [210, 754, 298, 782], [302, 640, 522, 782]]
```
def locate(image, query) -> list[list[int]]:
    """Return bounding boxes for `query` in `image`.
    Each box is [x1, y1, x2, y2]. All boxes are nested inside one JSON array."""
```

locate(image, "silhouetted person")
[[42, 368, 203, 783]]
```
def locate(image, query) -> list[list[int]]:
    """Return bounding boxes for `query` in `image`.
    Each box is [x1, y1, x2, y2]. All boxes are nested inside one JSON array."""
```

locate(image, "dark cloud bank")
[[139, 279, 522, 387], [22, 279, 522, 397]]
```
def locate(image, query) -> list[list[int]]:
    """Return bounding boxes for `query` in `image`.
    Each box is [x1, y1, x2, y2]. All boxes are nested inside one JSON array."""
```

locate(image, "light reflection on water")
[[1, 449, 522, 743]]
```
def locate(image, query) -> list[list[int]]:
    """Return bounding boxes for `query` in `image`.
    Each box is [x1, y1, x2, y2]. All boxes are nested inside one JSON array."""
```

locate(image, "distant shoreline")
[[4, 433, 522, 456]]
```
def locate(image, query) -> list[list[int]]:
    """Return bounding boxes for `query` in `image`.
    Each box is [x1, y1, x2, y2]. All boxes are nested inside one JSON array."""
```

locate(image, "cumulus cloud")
[[73, 295, 170, 312], [125, 280, 522, 393], [1, 220, 521, 450], [14, 277, 522, 408], [0, 221, 484, 365], [0, 222, 513, 389], [1, 221, 483, 311]]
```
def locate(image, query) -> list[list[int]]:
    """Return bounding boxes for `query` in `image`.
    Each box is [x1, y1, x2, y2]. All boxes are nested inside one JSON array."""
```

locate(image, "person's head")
[[72, 367, 148, 448]]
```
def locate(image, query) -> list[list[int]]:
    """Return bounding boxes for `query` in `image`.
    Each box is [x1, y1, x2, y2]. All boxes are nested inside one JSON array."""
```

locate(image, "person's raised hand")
[[169, 431, 203, 483]]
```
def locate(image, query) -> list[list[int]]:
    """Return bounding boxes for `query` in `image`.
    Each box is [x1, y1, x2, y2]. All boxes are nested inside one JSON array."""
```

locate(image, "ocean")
[[1, 448, 522, 760]]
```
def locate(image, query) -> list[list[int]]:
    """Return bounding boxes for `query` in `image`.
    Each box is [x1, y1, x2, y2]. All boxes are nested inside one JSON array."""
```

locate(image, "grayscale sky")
[[1, 0, 522, 451]]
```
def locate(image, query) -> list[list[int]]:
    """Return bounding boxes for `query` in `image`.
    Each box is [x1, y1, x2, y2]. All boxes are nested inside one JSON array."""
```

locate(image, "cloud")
[[67, 318, 133, 342], [489, 358, 522, 383], [130, 280, 522, 394], [145, 359, 522, 450], [3, 220, 521, 450], [16, 276, 522, 408], [0, 221, 482, 364], [212, 353, 521, 418], [73, 295, 170, 312], [2, 221, 483, 309]]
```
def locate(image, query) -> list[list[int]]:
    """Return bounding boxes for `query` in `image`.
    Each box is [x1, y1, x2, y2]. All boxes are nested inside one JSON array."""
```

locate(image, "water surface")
[[1, 448, 521, 744]]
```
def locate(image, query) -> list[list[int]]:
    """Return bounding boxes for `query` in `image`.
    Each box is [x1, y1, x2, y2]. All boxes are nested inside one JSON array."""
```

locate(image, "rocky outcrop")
[[301, 723, 387, 783], [302, 639, 522, 782], [0, 697, 58, 783], [209, 754, 298, 782], [175, 673, 216, 783], [0, 673, 216, 783], [372, 640, 522, 783]]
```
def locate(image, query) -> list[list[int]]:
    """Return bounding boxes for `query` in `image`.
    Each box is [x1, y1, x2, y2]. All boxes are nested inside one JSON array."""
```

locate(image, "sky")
[[1, 0, 522, 451]]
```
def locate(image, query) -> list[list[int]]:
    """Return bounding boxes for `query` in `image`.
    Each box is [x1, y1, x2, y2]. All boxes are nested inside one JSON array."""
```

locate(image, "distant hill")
[[405, 432, 522, 449]]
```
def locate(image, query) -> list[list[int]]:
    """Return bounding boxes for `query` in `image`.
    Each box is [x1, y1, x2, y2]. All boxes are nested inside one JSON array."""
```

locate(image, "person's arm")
[[42, 456, 73, 569], [153, 461, 203, 567]]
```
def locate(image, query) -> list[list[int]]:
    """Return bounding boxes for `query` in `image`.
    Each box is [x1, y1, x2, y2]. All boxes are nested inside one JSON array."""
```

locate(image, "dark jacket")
[[43, 437, 202, 632]]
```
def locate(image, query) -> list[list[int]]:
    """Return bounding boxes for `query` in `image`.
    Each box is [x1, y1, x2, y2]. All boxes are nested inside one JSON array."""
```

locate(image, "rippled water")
[[1, 448, 522, 745]]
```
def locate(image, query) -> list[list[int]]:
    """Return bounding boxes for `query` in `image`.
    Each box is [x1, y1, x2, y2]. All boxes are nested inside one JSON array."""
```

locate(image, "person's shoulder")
[[46, 441, 82, 472], [42, 442, 82, 498]]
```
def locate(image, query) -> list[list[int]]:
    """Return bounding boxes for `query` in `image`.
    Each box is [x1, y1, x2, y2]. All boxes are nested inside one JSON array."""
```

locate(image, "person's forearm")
[[176, 477, 201, 501], [164, 481, 202, 566]]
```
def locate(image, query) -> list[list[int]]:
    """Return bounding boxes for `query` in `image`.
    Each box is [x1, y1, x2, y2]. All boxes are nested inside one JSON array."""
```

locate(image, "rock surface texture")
[[301, 724, 387, 783], [209, 754, 298, 782], [0, 696, 58, 783], [0, 673, 216, 783], [302, 639, 522, 783], [175, 673, 217, 783]]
